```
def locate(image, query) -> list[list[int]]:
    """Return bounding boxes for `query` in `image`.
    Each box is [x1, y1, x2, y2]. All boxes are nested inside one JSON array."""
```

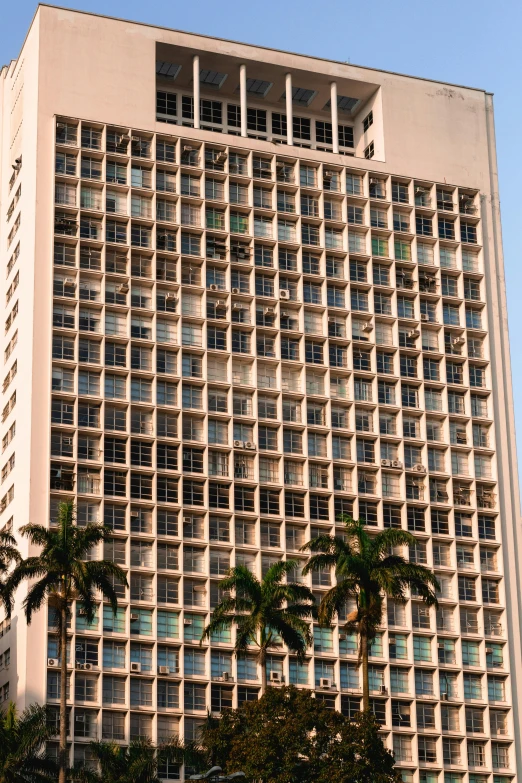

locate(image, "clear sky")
[[2, 0, 522, 481]]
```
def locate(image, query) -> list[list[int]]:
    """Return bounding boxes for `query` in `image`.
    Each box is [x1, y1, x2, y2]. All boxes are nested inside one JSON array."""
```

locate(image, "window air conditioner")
[[118, 283, 129, 294], [184, 619, 193, 626], [408, 330, 420, 338], [453, 336, 465, 346], [319, 677, 332, 689], [130, 662, 142, 673], [222, 671, 230, 681], [421, 313, 429, 322], [269, 671, 281, 683], [362, 323, 373, 332], [441, 693, 448, 701], [130, 613, 139, 622], [158, 666, 170, 675], [379, 685, 388, 695]]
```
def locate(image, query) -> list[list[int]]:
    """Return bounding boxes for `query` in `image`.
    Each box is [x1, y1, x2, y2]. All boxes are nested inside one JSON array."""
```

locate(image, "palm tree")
[[71, 738, 185, 783], [0, 701, 58, 783], [201, 561, 315, 693], [5, 501, 128, 783], [0, 530, 20, 612], [302, 516, 439, 711]]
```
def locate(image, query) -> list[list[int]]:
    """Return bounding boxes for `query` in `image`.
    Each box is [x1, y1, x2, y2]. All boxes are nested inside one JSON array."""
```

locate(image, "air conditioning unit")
[[83, 662, 94, 671], [485, 647, 494, 655], [165, 293, 176, 301], [413, 464, 426, 474], [184, 619, 193, 626], [183, 516, 193, 524], [392, 460, 403, 469], [421, 313, 429, 322], [324, 170, 334, 179], [269, 671, 281, 683], [158, 666, 170, 675], [279, 290, 290, 300], [48, 658, 59, 667], [130, 662, 142, 673], [320, 677, 332, 689], [362, 323, 373, 332], [215, 300, 226, 308], [75, 715, 85, 723], [183, 145, 194, 153], [118, 283, 129, 294], [407, 330, 420, 338], [233, 440, 245, 448], [130, 510, 139, 518], [441, 693, 448, 701], [231, 287, 240, 294], [264, 307, 275, 315], [339, 633, 347, 640], [244, 442, 256, 450], [453, 336, 465, 346], [209, 284, 219, 291], [130, 613, 139, 622], [222, 671, 230, 682], [215, 151, 227, 162], [379, 685, 388, 695], [381, 459, 392, 467]]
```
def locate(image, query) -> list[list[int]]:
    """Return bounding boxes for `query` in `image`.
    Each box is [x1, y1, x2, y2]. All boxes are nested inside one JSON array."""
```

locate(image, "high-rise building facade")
[[0, 5, 521, 780]]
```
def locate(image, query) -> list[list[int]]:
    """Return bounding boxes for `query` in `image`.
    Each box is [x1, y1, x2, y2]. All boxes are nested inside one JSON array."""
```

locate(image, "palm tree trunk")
[[259, 649, 267, 695], [59, 604, 68, 783], [360, 632, 369, 712]]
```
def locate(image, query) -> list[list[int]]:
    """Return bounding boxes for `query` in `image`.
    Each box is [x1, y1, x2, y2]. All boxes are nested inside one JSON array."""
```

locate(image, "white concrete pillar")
[[240, 64, 248, 138], [285, 72, 293, 146], [330, 81, 339, 154], [193, 55, 200, 129]]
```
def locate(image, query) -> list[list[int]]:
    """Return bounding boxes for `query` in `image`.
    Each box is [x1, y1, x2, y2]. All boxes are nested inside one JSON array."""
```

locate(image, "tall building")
[[0, 4, 521, 780]]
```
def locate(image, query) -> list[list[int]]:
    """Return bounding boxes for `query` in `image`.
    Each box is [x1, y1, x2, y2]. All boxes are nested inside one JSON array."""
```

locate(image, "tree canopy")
[[196, 686, 402, 783]]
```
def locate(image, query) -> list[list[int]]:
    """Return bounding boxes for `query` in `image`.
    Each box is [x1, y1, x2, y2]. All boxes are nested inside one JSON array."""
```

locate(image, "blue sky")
[[2, 0, 522, 480]]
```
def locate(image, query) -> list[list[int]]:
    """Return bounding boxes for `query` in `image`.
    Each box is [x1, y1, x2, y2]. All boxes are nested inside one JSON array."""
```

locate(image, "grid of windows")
[[47, 116, 512, 778]]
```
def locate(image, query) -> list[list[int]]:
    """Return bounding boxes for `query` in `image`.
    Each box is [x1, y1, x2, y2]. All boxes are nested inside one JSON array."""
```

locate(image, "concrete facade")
[[0, 5, 521, 780]]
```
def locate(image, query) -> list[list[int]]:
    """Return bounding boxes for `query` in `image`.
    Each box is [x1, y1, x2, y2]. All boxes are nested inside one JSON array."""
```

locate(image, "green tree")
[[197, 686, 401, 783], [0, 701, 58, 783], [302, 516, 439, 710], [5, 502, 128, 783], [71, 738, 184, 783], [201, 561, 314, 692]]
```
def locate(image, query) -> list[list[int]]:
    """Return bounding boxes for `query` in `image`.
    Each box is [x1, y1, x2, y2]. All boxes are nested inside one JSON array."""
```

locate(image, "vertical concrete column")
[[285, 72, 293, 146], [240, 64, 248, 138], [330, 81, 339, 153], [193, 55, 200, 129]]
